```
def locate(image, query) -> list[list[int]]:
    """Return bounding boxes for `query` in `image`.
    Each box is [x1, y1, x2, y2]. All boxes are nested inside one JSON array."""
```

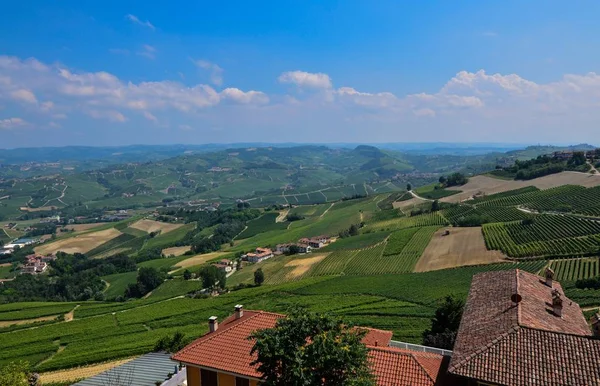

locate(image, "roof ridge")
[[174, 311, 278, 357], [449, 324, 521, 373], [368, 346, 436, 383], [516, 268, 522, 326]]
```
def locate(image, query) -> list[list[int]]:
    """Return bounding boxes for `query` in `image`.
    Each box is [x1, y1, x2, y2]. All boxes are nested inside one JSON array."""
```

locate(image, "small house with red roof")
[[172, 305, 446, 386]]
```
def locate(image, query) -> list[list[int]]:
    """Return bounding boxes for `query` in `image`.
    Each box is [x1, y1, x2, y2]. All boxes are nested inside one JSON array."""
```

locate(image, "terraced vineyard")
[[483, 217, 600, 258], [548, 258, 600, 282], [442, 205, 531, 225], [236, 212, 289, 239], [365, 212, 448, 232]]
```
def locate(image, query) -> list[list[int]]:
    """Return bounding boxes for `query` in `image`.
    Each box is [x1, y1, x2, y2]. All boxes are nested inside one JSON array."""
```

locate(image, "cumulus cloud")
[[0, 117, 27, 129], [10, 89, 37, 104], [143, 111, 158, 123], [126, 14, 155, 30], [220, 88, 269, 104], [192, 59, 224, 86], [278, 71, 332, 89], [87, 110, 127, 122]]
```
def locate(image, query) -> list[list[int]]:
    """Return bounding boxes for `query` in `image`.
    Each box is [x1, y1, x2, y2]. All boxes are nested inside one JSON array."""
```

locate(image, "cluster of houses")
[[276, 235, 333, 255], [213, 259, 235, 274], [0, 237, 40, 256], [20, 254, 56, 275], [242, 248, 274, 263]]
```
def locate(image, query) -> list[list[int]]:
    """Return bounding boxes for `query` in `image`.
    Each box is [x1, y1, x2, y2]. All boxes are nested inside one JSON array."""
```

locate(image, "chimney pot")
[[235, 304, 244, 319], [591, 313, 600, 337], [545, 267, 555, 287], [552, 290, 563, 317], [208, 316, 218, 333]]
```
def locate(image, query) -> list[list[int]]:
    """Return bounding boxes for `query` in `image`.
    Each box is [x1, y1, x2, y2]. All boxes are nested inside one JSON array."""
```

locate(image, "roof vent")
[[235, 304, 244, 319], [208, 316, 218, 333], [545, 267, 555, 288], [552, 289, 563, 317], [591, 313, 600, 337]]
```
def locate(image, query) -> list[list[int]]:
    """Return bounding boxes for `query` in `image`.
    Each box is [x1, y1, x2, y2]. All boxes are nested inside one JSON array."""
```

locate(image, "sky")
[[1, 0, 600, 148]]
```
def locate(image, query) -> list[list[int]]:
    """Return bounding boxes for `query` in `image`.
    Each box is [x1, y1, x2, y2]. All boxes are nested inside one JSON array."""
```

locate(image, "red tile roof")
[[449, 269, 600, 385], [172, 310, 443, 385], [369, 346, 444, 386]]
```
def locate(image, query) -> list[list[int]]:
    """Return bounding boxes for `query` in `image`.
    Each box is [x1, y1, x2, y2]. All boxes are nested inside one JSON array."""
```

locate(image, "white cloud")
[[10, 89, 37, 104], [126, 14, 155, 30], [143, 111, 158, 122], [41, 101, 54, 111], [278, 71, 332, 89], [220, 88, 269, 104], [192, 59, 224, 86], [137, 45, 156, 60], [48, 121, 61, 128], [0, 117, 27, 129], [87, 110, 127, 122]]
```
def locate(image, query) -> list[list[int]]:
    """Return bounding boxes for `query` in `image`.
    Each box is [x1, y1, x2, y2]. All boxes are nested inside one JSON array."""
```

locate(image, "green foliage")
[[125, 267, 167, 298], [198, 265, 226, 290], [422, 295, 464, 350], [0, 361, 29, 386], [254, 268, 265, 286], [250, 308, 375, 386], [550, 258, 600, 282], [154, 331, 191, 353], [383, 228, 419, 256], [321, 232, 388, 252]]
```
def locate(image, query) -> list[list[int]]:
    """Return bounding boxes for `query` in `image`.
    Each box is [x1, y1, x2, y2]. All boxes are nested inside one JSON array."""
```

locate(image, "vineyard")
[[442, 205, 531, 225], [483, 219, 600, 258], [365, 212, 448, 232], [548, 258, 600, 282], [236, 213, 289, 239]]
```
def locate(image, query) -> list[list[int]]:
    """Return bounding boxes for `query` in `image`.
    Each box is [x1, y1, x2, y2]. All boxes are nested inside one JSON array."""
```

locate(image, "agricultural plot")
[[321, 232, 389, 251], [483, 220, 600, 258], [364, 212, 448, 233], [236, 213, 289, 239], [414, 184, 460, 200], [377, 191, 411, 210], [86, 233, 137, 257], [310, 250, 359, 276], [415, 227, 506, 272], [129, 219, 183, 234], [548, 258, 600, 282], [35, 228, 123, 255]]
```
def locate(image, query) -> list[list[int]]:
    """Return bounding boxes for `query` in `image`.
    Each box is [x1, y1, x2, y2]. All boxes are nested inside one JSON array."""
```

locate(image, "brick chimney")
[[235, 304, 244, 319], [591, 313, 600, 337], [208, 316, 218, 333], [545, 267, 555, 288], [552, 289, 563, 317]]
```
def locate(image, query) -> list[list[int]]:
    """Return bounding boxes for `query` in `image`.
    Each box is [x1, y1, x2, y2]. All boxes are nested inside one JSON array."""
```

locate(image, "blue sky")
[[1, 0, 600, 147]]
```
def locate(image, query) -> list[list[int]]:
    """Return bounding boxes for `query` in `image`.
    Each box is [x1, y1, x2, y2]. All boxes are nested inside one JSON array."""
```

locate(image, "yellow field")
[[169, 252, 226, 273], [19, 206, 59, 212], [35, 228, 122, 255], [129, 219, 183, 234], [162, 246, 191, 256], [442, 172, 600, 203], [40, 357, 137, 384], [285, 254, 328, 278], [67, 223, 106, 233], [0, 315, 59, 328], [414, 227, 506, 272]]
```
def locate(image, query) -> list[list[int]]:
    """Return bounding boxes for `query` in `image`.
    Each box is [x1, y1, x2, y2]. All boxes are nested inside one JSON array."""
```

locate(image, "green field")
[[236, 213, 289, 239], [414, 184, 460, 200], [548, 258, 600, 282]]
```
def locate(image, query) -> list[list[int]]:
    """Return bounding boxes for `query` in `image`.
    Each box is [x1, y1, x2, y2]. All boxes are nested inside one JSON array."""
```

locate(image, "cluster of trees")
[[125, 267, 167, 298], [155, 332, 191, 353], [422, 295, 465, 350], [24, 223, 57, 238], [498, 152, 590, 181], [196, 265, 227, 291], [453, 213, 493, 227], [286, 213, 305, 222], [191, 221, 246, 254], [1, 252, 138, 302], [341, 194, 367, 201], [339, 224, 361, 238], [439, 172, 469, 187]]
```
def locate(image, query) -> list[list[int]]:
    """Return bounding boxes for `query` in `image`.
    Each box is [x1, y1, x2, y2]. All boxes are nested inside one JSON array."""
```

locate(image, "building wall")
[[187, 366, 200, 386], [218, 373, 235, 386]]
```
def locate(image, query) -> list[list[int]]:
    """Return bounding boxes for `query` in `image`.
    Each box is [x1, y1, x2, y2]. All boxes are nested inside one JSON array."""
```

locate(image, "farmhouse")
[[275, 243, 312, 254], [213, 259, 234, 273], [299, 235, 332, 249], [243, 248, 273, 263], [448, 268, 600, 385], [172, 305, 446, 386], [20, 254, 55, 275]]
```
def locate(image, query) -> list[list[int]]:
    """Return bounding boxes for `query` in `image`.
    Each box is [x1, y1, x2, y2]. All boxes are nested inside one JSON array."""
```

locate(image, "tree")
[[406, 183, 412, 191], [438, 176, 447, 185], [349, 224, 359, 237], [0, 361, 29, 386], [422, 295, 464, 350], [183, 269, 192, 280], [431, 200, 440, 212], [287, 245, 300, 255], [155, 332, 190, 353], [198, 265, 226, 290], [250, 309, 375, 386], [254, 268, 265, 286]]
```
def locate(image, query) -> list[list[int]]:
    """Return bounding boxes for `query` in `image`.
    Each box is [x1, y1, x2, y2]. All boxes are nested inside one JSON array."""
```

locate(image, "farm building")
[[448, 269, 600, 385], [299, 235, 332, 249], [275, 243, 312, 254], [243, 248, 273, 263], [172, 305, 446, 386], [213, 259, 234, 273]]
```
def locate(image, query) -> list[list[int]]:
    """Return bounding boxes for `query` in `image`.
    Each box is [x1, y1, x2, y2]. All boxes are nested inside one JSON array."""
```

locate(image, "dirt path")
[[320, 203, 334, 218], [414, 227, 507, 272], [64, 305, 80, 322], [276, 209, 289, 223], [587, 162, 599, 174], [409, 190, 433, 202]]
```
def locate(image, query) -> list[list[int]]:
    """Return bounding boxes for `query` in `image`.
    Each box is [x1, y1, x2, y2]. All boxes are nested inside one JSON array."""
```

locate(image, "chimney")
[[208, 316, 218, 333], [235, 304, 244, 319], [552, 289, 563, 317], [591, 313, 600, 337], [545, 267, 555, 287]]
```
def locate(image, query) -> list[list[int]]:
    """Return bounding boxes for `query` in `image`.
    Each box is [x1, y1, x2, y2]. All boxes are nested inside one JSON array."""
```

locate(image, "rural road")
[[409, 190, 433, 202]]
